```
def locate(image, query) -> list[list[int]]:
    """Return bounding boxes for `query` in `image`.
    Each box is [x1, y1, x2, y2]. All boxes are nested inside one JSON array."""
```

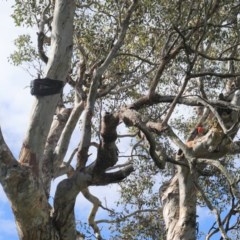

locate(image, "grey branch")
[[120, 108, 165, 169], [0, 127, 18, 181], [194, 180, 230, 240], [97, 0, 139, 76], [96, 209, 159, 224], [81, 188, 103, 240], [54, 101, 84, 167]]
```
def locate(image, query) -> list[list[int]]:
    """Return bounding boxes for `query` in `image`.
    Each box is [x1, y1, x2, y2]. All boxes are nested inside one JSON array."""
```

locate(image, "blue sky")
[[0, 1, 236, 240], [0, 1, 32, 239]]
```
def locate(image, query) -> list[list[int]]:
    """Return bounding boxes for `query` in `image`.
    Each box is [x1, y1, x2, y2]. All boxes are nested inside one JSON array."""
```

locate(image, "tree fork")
[[6, 0, 76, 239]]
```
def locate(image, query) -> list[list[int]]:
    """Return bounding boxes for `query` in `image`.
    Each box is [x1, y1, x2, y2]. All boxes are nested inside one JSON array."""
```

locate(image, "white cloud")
[[0, 0, 33, 157]]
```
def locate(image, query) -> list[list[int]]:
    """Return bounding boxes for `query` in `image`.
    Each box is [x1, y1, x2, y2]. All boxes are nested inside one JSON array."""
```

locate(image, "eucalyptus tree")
[[2, 0, 240, 239]]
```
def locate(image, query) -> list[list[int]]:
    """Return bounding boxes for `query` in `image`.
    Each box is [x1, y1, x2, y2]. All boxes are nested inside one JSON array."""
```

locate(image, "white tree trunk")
[[161, 165, 197, 240], [0, 1, 76, 239]]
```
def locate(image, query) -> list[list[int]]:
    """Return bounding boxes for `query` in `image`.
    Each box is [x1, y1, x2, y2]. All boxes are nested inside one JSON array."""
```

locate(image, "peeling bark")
[[175, 165, 197, 240], [19, 0, 75, 171], [53, 173, 91, 240], [3, 1, 76, 239], [161, 164, 197, 240], [160, 175, 179, 239], [42, 107, 72, 196]]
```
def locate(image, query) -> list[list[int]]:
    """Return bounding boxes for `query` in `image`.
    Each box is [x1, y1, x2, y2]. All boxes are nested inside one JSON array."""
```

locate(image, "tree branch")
[[128, 93, 240, 111], [53, 171, 91, 240], [96, 209, 158, 224], [19, 0, 75, 176], [93, 164, 134, 185], [194, 179, 230, 240], [42, 107, 72, 196], [54, 101, 84, 167], [148, 41, 182, 96], [97, 0, 139, 76], [120, 108, 165, 169], [196, 158, 239, 199], [162, 75, 190, 126], [53, 148, 77, 178], [0, 127, 18, 181], [81, 188, 103, 240], [190, 72, 240, 78]]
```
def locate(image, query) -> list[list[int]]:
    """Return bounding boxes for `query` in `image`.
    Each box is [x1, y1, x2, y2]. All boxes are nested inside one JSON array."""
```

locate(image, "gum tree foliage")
[[2, 0, 240, 239]]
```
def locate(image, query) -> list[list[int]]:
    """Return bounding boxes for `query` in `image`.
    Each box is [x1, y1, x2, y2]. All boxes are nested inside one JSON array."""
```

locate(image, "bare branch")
[[194, 180, 230, 240], [93, 164, 134, 185], [53, 147, 77, 179], [106, 161, 133, 171], [196, 158, 239, 199], [97, 0, 139, 75], [42, 107, 72, 194], [81, 188, 103, 239], [194, 45, 240, 62], [148, 42, 182, 96], [120, 108, 165, 169], [97, 78, 128, 98], [162, 75, 190, 126], [117, 132, 138, 138], [129, 93, 240, 111], [96, 209, 158, 224], [55, 101, 84, 166], [118, 52, 157, 65], [37, 32, 49, 64], [190, 72, 240, 78], [0, 127, 18, 181]]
